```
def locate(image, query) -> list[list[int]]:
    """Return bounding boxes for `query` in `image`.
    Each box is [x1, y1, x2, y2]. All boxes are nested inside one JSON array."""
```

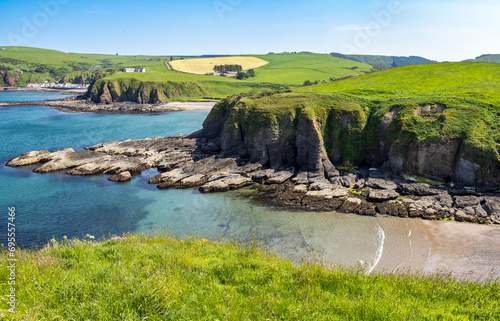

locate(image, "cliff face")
[[191, 92, 500, 189], [88, 78, 208, 104], [0, 71, 20, 86]]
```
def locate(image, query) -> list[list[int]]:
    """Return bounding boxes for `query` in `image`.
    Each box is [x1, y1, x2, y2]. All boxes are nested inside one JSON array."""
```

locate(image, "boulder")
[[108, 171, 132, 182], [453, 195, 481, 208], [199, 175, 253, 193], [339, 198, 377, 216], [266, 170, 294, 184], [367, 190, 400, 202], [365, 178, 397, 190], [482, 197, 500, 223], [293, 184, 308, 193], [398, 183, 445, 196]]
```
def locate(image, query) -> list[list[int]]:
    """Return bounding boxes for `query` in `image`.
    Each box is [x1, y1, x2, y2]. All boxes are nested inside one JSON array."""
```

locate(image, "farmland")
[[169, 56, 269, 74]]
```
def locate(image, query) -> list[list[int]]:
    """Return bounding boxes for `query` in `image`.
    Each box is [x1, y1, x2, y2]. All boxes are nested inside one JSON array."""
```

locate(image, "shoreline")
[[6, 135, 500, 226], [0, 98, 217, 113], [1, 87, 88, 94]]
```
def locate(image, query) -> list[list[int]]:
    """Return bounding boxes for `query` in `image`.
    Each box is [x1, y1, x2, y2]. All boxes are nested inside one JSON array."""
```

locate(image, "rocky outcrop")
[[108, 171, 132, 182], [191, 92, 500, 190], [87, 78, 209, 104], [5, 91, 500, 224], [0, 71, 20, 87]]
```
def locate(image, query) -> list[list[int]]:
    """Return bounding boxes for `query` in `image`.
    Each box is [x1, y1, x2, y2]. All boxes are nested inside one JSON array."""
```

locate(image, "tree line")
[[213, 64, 243, 73]]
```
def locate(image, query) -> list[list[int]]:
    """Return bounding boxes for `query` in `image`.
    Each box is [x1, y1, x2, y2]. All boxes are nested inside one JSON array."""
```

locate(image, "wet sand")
[[372, 217, 500, 281]]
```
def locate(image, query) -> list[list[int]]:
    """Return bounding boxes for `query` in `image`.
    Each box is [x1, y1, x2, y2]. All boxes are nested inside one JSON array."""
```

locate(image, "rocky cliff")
[[87, 78, 208, 104], [191, 91, 500, 190], [0, 70, 20, 87]]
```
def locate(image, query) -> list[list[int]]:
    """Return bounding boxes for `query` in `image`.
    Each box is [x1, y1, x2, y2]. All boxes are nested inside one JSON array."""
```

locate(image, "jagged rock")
[[108, 171, 132, 182], [266, 170, 294, 184], [292, 171, 309, 185], [367, 189, 400, 202], [251, 169, 275, 183], [305, 188, 348, 199], [7, 149, 75, 167], [6, 150, 51, 167], [158, 156, 193, 171], [482, 197, 500, 223], [199, 175, 252, 193], [176, 174, 209, 188], [339, 198, 377, 216], [293, 184, 308, 193], [398, 183, 445, 196], [376, 201, 409, 217], [454, 195, 481, 208], [365, 178, 397, 190], [354, 179, 365, 189], [310, 180, 336, 191], [34, 150, 110, 173], [340, 174, 357, 188], [230, 163, 262, 176]]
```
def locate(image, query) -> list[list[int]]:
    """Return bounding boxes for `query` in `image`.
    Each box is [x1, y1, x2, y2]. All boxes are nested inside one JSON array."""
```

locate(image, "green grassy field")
[[248, 53, 375, 86], [1, 233, 498, 320], [0, 47, 172, 85], [298, 62, 500, 105]]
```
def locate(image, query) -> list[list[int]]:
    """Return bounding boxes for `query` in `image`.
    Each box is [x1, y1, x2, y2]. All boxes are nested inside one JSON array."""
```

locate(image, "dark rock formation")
[[5, 92, 500, 224]]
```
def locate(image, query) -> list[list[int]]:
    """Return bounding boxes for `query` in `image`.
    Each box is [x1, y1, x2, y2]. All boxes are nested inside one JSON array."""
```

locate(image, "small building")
[[14, 70, 23, 74], [223, 71, 238, 77], [205, 72, 223, 76], [1, 48, 5, 51], [90, 66, 102, 71], [123, 67, 146, 73]]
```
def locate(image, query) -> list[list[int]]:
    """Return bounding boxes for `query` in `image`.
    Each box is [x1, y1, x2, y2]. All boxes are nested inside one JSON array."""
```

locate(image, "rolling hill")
[[330, 53, 437, 69], [464, 54, 500, 63]]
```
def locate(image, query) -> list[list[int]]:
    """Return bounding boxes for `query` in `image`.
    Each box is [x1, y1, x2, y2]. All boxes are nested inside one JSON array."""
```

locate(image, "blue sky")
[[0, 0, 499, 61]]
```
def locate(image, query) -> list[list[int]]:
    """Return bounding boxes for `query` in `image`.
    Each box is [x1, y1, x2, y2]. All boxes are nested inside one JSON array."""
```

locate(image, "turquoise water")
[[0, 91, 413, 271]]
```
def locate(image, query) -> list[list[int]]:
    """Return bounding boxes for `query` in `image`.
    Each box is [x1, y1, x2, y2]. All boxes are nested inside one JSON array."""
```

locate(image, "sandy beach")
[[372, 217, 500, 281]]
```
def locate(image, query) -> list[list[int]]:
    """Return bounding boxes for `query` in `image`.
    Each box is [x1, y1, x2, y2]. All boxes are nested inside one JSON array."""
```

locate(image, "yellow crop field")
[[170, 56, 269, 74]]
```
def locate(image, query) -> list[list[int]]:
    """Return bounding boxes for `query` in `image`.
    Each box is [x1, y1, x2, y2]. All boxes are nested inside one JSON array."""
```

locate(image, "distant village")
[[27, 82, 90, 89]]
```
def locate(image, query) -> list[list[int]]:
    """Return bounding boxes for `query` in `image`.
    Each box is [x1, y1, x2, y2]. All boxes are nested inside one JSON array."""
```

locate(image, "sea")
[[0, 91, 434, 273]]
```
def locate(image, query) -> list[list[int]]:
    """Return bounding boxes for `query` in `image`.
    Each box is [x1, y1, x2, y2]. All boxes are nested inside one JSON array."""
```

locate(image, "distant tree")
[[303, 80, 311, 86], [170, 57, 174, 61], [248, 69, 255, 77], [236, 71, 249, 80]]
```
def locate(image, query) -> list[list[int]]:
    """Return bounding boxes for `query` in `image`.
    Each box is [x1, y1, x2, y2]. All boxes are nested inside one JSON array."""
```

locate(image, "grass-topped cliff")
[[197, 62, 500, 188], [1, 233, 498, 320]]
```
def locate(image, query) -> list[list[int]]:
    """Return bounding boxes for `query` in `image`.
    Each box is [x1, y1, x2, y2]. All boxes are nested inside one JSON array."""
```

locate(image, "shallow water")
[[1, 91, 498, 279]]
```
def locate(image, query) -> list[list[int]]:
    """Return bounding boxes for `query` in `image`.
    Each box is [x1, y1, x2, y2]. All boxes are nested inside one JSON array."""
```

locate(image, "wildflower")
[[89, 235, 95, 240]]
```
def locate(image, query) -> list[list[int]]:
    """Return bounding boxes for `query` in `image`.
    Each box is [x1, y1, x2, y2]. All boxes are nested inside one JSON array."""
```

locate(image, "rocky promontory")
[[6, 91, 500, 224]]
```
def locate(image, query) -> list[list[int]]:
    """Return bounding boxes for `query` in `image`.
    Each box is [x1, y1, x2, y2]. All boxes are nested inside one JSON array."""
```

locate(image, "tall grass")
[[1, 232, 498, 320]]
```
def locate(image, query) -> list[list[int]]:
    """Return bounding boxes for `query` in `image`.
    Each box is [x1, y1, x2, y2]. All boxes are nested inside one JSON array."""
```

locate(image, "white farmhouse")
[[123, 67, 146, 73]]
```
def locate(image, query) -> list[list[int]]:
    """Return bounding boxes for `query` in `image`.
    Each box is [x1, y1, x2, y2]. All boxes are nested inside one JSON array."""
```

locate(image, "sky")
[[0, 0, 499, 61]]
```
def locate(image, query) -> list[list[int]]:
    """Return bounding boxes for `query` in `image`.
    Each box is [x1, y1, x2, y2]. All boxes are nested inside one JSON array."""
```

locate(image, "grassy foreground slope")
[[170, 56, 269, 74], [1, 234, 498, 320]]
